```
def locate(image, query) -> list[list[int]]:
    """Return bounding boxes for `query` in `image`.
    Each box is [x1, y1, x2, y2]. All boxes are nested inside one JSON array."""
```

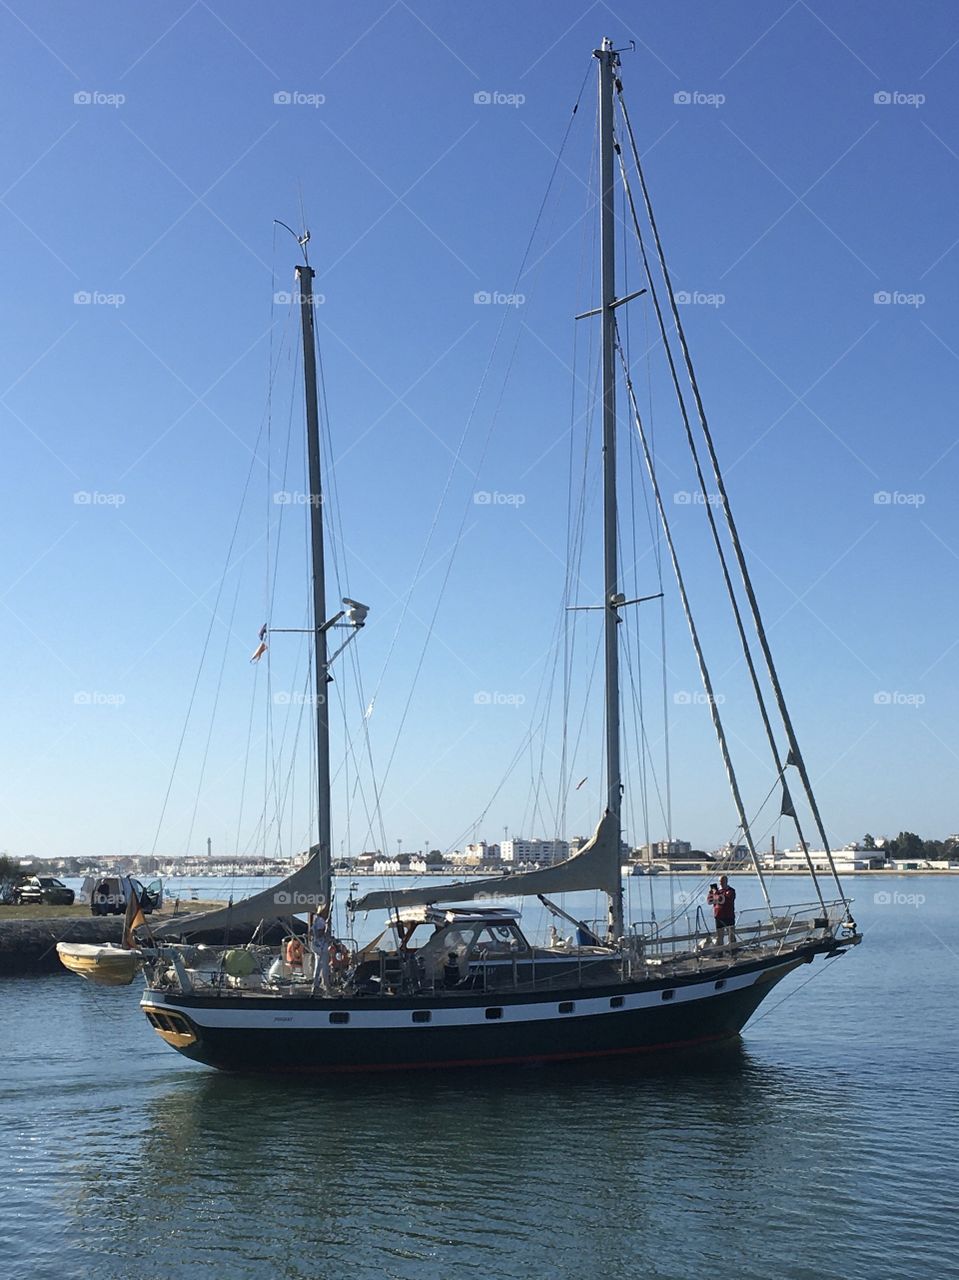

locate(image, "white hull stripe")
[[143, 963, 782, 1031]]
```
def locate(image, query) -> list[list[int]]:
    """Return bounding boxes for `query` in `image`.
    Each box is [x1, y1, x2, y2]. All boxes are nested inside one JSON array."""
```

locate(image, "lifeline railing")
[[147, 900, 850, 998], [626, 899, 846, 966]]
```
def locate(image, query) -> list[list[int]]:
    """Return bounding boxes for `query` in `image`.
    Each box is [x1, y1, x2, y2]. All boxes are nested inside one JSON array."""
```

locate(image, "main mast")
[[295, 262, 332, 914], [596, 38, 624, 939]]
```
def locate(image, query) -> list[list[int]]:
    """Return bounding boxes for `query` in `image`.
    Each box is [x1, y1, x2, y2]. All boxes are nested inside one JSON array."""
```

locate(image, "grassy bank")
[[0, 903, 90, 921], [0, 900, 226, 922]]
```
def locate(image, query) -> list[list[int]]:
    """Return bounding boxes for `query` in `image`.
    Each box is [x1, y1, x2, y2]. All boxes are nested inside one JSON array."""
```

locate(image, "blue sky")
[[2, 0, 958, 861]]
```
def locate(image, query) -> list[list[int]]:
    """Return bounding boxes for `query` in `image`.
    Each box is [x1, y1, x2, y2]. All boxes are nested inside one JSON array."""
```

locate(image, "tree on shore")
[[0, 854, 27, 882], [883, 831, 947, 861]]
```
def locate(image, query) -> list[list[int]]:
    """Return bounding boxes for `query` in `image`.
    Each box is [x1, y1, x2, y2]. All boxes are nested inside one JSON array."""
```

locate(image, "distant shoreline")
[[149, 865, 952, 875], [30, 865, 956, 884]]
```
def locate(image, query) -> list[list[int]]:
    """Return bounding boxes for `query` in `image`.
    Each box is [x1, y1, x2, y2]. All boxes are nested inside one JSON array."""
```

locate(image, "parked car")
[[12, 875, 76, 906], [83, 875, 163, 917]]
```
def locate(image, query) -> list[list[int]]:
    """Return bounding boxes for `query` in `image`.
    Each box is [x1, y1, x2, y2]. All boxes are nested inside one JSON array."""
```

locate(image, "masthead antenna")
[[273, 218, 311, 266]]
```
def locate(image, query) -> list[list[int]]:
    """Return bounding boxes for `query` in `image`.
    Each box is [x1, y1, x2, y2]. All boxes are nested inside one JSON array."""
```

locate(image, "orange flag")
[[122, 883, 147, 949]]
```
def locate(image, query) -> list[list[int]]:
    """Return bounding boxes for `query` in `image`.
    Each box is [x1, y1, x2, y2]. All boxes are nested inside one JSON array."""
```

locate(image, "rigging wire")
[[357, 60, 596, 855], [616, 325, 775, 919], [183, 573, 243, 857], [615, 87, 845, 914], [149, 408, 273, 858]]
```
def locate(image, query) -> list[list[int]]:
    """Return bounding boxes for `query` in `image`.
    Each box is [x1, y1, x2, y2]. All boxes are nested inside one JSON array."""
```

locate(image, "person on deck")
[[708, 875, 737, 949], [311, 911, 330, 993]]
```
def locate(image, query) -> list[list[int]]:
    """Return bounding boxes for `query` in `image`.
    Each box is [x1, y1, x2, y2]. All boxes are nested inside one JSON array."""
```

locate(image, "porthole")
[[485, 1007, 503, 1020], [661, 989, 675, 1002], [412, 1010, 431, 1024], [714, 979, 726, 990], [558, 1001, 574, 1014], [329, 1011, 350, 1025], [609, 996, 625, 1009]]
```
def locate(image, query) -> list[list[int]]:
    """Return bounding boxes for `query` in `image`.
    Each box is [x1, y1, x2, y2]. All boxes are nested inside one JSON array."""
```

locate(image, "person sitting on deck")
[[284, 935, 305, 972], [707, 875, 737, 949]]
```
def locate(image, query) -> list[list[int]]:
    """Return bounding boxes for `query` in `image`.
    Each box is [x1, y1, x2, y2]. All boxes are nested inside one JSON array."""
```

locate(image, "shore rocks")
[[0, 909, 304, 975]]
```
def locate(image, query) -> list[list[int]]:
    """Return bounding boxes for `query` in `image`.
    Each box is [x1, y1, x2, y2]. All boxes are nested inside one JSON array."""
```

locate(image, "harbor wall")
[[0, 911, 304, 976]]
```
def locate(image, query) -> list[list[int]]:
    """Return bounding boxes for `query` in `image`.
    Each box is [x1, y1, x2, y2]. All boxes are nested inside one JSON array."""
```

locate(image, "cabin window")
[[661, 989, 675, 1001], [329, 1011, 350, 1025], [412, 1010, 431, 1024], [714, 979, 726, 990], [485, 1007, 503, 1020], [609, 996, 624, 1009], [558, 1001, 574, 1014]]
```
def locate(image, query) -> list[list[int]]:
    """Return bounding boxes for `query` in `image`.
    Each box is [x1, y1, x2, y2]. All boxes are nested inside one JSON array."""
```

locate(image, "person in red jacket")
[[707, 874, 737, 949]]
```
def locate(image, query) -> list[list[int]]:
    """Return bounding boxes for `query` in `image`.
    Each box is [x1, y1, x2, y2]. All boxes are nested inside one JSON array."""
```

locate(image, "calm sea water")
[[2, 875, 956, 1280]]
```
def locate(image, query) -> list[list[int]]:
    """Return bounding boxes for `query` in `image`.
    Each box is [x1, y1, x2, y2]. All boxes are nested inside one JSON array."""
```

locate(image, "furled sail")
[[152, 848, 325, 938], [350, 812, 620, 914]]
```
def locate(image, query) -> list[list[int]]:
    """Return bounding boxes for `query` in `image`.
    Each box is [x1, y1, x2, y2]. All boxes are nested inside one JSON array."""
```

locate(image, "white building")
[[462, 842, 501, 865], [500, 838, 570, 865], [638, 839, 692, 862], [764, 844, 884, 872]]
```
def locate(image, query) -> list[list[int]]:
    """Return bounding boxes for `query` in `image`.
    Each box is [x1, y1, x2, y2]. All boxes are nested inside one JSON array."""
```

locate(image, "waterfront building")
[[462, 842, 501, 865], [500, 838, 570, 865]]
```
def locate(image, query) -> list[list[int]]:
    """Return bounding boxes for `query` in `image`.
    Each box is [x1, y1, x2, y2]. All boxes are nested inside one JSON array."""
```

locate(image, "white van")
[[79, 876, 163, 916]]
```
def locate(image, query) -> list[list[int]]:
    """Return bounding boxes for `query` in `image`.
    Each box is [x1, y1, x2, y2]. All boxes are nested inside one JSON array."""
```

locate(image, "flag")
[[250, 641, 268, 663], [122, 883, 147, 949], [780, 787, 796, 819], [364, 699, 375, 720], [575, 776, 587, 790], [258, 623, 268, 642]]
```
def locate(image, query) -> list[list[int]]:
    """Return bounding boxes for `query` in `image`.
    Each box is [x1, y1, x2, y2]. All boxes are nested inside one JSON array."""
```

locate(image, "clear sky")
[[2, 0, 958, 861]]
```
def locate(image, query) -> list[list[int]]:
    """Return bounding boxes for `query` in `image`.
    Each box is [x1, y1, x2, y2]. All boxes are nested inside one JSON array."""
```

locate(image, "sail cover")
[[350, 812, 620, 914], [152, 849, 326, 938]]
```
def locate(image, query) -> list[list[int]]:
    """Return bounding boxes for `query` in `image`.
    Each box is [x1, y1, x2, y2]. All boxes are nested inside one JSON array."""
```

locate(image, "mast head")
[[593, 37, 633, 63]]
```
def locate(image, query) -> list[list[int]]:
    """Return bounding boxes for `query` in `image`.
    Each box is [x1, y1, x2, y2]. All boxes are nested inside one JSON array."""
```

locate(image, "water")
[[2, 875, 956, 1280]]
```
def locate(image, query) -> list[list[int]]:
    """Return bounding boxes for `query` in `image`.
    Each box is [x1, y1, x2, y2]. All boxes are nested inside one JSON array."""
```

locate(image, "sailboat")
[[66, 39, 861, 1072]]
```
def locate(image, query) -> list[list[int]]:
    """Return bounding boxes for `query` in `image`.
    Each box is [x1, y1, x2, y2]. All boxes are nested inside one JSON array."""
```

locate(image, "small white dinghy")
[[57, 942, 143, 986]]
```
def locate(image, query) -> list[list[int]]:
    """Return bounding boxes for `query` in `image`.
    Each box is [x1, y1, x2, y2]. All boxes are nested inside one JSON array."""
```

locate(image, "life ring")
[[285, 937, 304, 967], [329, 941, 350, 972]]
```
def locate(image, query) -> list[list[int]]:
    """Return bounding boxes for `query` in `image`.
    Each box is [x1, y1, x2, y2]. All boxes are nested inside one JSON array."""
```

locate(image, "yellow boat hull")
[[56, 942, 142, 986]]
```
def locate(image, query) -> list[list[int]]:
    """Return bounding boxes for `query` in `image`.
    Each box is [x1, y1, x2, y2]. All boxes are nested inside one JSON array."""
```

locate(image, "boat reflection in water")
[[61, 1044, 869, 1280]]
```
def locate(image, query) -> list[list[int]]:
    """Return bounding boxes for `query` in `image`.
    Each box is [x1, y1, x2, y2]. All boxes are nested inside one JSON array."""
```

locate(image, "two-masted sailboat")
[[64, 40, 861, 1073]]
